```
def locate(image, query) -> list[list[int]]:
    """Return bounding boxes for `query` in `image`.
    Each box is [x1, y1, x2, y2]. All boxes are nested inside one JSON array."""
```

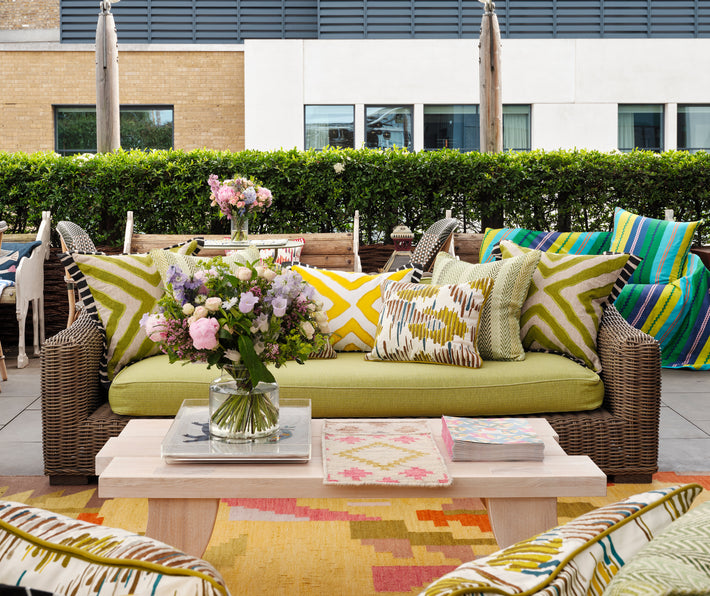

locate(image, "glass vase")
[[230, 214, 249, 242], [209, 364, 279, 441]]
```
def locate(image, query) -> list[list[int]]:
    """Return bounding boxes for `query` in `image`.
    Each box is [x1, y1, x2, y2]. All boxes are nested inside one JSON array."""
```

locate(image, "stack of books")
[[441, 416, 545, 462]]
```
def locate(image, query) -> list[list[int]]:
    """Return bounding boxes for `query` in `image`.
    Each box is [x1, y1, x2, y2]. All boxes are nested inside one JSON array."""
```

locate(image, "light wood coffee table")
[[96, 417, 606, 558]]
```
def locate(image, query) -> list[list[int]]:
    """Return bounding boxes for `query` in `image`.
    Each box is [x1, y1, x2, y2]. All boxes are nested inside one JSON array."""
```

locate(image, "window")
[[304, 105, 355, 150], [678, 105, 710, 153], [424, 105, 479, 152], [618, 105, 664, 152], [365, 105, 413, 151], [502, 105, 531, 152], [55, 105, 174, 155]]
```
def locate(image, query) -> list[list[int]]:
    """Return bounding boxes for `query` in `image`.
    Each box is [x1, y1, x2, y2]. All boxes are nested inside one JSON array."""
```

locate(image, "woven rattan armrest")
[[40, 310, 109, 483]]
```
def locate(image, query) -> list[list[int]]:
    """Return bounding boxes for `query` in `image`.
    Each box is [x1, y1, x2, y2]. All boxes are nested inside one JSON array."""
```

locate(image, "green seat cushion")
[[109, 352, 603, 417]]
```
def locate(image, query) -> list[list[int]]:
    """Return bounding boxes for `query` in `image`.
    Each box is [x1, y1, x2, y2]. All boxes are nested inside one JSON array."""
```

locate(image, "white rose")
[[317, 320, 330, 333], [205, 297, 222, 312], [237, 267, 252, 281], [300, 321, 315, 340], [255, 265, 266, 278], [224, 350, 241, 363], [182, 303, 195, 316], [263, 268, 278, 282], [193, 305, 208, 319]]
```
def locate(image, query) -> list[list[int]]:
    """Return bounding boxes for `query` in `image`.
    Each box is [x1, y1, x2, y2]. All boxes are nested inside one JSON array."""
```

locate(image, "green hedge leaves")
[[1, 147, 708, 244]]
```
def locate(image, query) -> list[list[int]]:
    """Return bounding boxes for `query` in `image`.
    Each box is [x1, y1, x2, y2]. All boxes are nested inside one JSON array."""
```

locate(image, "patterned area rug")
[[322, 419, 452, 486], [2, 473, 709, 596]]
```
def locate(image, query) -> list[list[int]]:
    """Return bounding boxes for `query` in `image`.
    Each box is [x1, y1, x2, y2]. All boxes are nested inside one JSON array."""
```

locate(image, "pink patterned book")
[[441, 416, 545, 461]]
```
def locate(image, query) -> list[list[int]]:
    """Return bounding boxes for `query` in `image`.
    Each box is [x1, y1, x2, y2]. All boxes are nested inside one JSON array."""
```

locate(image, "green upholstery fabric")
[[602, 500, 710, 596], [109, 352, 603, 417]]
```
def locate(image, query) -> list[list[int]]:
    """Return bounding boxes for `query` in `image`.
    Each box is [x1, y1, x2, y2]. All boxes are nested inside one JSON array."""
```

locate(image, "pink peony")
[[142, 313, 168, 342], [189, 317, 220, 350]]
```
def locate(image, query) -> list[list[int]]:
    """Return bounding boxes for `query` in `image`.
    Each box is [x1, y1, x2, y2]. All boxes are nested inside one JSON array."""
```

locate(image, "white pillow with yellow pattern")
[[0, 500, 229, 596], [366, 278, 494, 368], [291, 265, 414, 351], [419, 483, 702, 596]]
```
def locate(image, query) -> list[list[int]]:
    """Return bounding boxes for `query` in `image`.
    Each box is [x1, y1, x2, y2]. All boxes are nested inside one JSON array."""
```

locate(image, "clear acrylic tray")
[[161, 398, 312, 463]]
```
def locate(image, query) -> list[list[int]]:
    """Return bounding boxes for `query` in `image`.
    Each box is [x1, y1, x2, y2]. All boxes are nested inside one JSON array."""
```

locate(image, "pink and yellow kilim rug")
[[2, 473, 709, 596]]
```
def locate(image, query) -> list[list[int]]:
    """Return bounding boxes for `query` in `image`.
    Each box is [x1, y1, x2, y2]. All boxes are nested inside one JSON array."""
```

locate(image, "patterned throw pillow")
[[431, 250, 541, 361], [500, 240, 631, 372], [260, 237, 305, 264], [365, 278, 494, 368], [0, 241, 42, 281], [420, 484, 702, 596], [610, 207, 703, 284], [0, 500, 229, 596], [60, 239, 203, 386], [480, 227, 613, 264], [602, 500, 710, 596], [291, 266, 414, 351]]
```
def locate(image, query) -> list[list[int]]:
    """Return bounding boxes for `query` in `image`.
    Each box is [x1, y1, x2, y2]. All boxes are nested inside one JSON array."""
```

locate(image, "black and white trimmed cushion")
[[410, 218, 460, 272]]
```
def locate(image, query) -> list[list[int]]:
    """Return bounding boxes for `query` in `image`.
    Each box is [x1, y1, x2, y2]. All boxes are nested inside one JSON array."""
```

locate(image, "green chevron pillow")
[[432, 250, 541, 361], [499, 240, 631, 372], [0, 500, 228, 595], [60, 240, 202, 386], [602, 500, 710, 596], [421, 484, 702, 596]]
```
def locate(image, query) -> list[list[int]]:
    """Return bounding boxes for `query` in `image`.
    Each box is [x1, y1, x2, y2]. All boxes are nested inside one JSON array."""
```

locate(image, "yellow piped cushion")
[[291, 265, 413, 351]]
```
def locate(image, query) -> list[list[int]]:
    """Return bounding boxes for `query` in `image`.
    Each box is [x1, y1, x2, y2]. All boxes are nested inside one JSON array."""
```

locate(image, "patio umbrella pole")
[[478, 0, 504, 229], [96, 0, 120, 153]]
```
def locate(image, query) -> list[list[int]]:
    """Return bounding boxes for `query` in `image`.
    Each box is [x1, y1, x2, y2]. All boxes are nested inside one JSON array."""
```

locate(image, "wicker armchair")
[[40, 305, 661, 485]]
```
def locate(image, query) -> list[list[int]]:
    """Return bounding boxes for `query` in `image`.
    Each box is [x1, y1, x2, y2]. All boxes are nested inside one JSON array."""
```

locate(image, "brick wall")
[[0, 0, 59, 30], [0, 49, 245, 152]]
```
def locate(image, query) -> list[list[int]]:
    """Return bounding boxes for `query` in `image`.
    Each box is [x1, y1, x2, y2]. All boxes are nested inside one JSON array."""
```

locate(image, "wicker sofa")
[[41, 233, 661, 485]]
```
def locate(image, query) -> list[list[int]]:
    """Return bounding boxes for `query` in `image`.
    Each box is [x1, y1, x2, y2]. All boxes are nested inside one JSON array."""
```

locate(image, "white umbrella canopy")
[[479, 0, 502, 154], [96, 0, 120, 153]]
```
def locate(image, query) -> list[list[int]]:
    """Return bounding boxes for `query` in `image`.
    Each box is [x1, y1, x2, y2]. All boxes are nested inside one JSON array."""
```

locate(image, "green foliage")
[[0, 148, 708, 244]]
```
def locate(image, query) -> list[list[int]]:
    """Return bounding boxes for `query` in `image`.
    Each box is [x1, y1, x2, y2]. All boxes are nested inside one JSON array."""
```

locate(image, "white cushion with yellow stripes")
[[291, 266, 413, 351]]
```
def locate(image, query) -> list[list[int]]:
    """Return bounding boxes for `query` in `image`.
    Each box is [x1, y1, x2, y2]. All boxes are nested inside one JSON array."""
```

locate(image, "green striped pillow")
[[431, 250, 541, 361], [500, 240, 631, 372], [60, 240, 203, 386]]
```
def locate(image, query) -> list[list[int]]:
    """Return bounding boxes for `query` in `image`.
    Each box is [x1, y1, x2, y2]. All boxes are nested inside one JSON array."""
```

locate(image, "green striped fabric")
[[610, 207, 702, 284], [602, 500, 710, 595], [431, 250, 541, 361], [500, 240, 630, 372]]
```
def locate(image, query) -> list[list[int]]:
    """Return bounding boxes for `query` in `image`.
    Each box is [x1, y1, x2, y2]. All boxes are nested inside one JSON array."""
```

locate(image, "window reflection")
[[678, 105, 710, 153], [618, 104, 664, 152], [365, 106, 413, 151], [304, 105, 355, 150]]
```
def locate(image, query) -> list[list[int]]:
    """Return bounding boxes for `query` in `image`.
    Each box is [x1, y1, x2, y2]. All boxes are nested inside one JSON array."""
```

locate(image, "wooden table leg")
[[146, 498, 220, 558], [484, 497, 557, 548]]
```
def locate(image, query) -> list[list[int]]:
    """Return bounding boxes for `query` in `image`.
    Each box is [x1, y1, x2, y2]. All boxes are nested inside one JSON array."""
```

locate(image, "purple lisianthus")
[[239, 291, 259, 314]]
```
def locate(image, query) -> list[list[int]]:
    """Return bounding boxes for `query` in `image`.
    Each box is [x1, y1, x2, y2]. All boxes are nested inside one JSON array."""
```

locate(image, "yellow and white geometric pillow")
[[291, 266, 413, 351], [365, 278, 494, 368]]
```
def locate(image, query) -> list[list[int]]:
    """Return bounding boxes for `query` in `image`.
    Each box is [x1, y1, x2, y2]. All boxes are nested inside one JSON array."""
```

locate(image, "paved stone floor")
[[0, 347, 709, 477]]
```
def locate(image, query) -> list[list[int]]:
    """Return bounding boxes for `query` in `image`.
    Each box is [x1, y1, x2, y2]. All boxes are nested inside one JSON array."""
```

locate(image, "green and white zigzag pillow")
[[499, 240, 630, 372], [432, 250, 541, 361], [60, 239, 203, 386]]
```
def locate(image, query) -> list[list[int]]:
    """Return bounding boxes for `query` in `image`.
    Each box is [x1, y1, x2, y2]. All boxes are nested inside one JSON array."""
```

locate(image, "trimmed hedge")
[[1, 147, 708, 245]]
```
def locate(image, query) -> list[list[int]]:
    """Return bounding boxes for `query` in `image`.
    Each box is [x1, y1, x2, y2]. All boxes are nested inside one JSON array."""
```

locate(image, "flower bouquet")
[[142, 256, 330, 440], [208, 174, 273, 241]]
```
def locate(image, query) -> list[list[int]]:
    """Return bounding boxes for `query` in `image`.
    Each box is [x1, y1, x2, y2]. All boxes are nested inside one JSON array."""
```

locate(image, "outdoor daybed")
[[41, 227, 661, 486]]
